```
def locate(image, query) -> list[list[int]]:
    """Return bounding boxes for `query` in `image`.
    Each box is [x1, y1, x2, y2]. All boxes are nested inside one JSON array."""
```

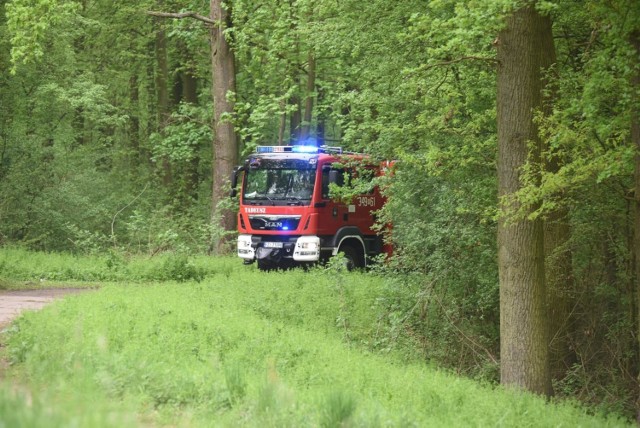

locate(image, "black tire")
[[339, 245, 364, 271]]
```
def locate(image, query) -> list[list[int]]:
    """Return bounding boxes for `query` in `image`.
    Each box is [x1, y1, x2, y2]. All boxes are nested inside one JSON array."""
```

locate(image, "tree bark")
[[210, 0, 238, 252], [497, 5, 553, 396]]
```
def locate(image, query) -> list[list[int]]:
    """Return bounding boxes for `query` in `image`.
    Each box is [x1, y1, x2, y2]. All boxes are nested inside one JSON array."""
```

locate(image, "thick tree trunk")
[[210, 0, 238, 253], [497, 5, 553, 396]]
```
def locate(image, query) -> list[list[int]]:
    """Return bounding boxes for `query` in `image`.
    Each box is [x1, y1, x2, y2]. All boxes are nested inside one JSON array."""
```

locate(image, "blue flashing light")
[[255, 144, 343, 155], [292, 145, 319, 153], [282, 226, 289, 231]]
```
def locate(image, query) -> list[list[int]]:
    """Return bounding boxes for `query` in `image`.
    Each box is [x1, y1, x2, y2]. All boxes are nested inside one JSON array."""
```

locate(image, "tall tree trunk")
[[210, 0, 238, 253], [287, 0, 301, 143], [538, 14, 575, 383], [129, 74, 140, 168], [278, 102, 287, 145], [179, 49, 200, 201], [300, 51, 316, 141], [630, 29, 640, 423], [289, 94, 301, 142], [497, 5, 553, 396], [155, 20, 172, 187]]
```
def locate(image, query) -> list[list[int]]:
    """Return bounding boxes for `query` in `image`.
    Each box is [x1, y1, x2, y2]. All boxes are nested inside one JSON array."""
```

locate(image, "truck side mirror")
[[229, 166, 243, 198]]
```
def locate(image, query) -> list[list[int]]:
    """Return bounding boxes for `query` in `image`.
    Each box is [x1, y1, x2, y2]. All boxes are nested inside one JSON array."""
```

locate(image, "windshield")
[[244, 168, 316, 205]]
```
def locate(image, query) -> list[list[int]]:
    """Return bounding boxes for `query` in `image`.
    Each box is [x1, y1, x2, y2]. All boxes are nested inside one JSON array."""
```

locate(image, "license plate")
[[263, 242, 283, 249]]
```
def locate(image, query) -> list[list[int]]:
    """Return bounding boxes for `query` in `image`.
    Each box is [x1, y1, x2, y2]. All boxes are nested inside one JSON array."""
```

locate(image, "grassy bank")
[[0, 248, 631, 426]]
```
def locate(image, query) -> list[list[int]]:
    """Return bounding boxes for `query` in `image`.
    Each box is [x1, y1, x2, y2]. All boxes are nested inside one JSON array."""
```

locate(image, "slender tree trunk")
[[278, 103, 287, 145], [497, 5, 553, 396], [155, 19, 172, 187], [300, 51, 316, 141], [630, 29, 640, 423], [289, 94, 301, 141], [210, 0, 238, 252], [179, 50, 200, 201], [538, 14, 576, 383], [287, 0, 301, 143], [129, 74, 140, 168]]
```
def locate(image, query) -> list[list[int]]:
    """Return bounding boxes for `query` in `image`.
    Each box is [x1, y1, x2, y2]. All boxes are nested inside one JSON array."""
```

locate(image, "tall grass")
[[0, 248, 631, 426], [0, 246, 236, 286]]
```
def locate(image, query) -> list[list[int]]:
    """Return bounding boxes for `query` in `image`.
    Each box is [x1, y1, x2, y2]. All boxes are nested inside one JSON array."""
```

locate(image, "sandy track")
[[0, 288, 89, 329]]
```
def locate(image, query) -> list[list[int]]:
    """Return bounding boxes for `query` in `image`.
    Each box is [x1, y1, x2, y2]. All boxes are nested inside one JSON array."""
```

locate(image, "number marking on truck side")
[[356, 196, 376, 207]]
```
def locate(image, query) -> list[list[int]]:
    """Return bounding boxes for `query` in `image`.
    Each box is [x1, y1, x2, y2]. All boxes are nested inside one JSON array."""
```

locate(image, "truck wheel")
[[339, 245, 364, 271]]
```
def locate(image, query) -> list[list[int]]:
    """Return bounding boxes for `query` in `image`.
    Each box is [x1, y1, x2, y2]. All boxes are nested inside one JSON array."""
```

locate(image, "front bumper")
[[237, 234, 321, 263]]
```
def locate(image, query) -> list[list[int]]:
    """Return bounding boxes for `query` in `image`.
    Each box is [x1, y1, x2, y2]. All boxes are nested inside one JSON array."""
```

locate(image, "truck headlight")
[[293, 236, 320, 261], [237, 234, 254, 259], [297, 241, 318, 250]]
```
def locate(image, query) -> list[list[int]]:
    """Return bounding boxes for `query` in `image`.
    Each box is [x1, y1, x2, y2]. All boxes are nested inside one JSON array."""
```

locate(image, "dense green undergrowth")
[[0, 248, 630, 427]]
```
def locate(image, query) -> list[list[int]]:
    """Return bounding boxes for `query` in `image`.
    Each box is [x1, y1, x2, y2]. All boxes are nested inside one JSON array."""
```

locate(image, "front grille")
[[248, 216, 301, 231]]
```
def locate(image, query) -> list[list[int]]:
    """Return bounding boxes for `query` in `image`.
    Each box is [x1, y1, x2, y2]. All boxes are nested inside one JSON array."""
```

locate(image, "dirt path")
[[0, 288, 89, 329]]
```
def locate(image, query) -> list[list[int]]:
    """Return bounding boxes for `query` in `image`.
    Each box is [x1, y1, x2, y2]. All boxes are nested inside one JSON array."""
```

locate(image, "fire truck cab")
[[232, 145, 387, 270]]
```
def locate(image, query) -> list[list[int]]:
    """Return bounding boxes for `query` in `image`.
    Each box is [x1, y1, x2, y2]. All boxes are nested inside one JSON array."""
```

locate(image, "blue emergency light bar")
[[255, 145, 344, 154]]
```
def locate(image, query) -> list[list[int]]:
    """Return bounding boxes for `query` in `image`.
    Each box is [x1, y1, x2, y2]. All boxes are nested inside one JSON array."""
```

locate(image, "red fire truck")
[[231, 145, 388, 270]]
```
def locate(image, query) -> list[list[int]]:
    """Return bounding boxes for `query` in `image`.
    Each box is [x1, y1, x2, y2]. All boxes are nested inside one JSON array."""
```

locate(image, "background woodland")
[[1, 0, 640, 418]]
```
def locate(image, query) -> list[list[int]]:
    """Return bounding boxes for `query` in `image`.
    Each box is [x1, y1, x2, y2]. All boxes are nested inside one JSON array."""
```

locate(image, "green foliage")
[[150, 103, 212, 163], [0, 253, 629, 426], [157, 253, 204, 282], [5, 0, 80, 71], [1, 0, 214, 253]]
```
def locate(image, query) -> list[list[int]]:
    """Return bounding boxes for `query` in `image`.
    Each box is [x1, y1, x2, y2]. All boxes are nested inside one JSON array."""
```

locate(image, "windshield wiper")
[[284, 196, 304, 205], [246, 195, 275, 205]]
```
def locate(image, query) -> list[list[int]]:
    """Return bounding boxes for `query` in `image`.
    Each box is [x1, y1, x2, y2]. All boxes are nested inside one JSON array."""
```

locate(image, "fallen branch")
[[146, 10, 216, 26], [433, 293, 499, 366], [110, 183, 150, 247]]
